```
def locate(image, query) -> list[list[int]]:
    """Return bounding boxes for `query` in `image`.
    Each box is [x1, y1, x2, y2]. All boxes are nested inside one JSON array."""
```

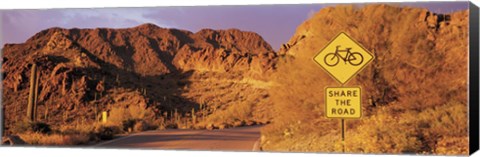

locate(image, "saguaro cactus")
[[34, 69, 40, 120], [174, 108, 179, 123], [26, 63, 38, 122], [191, 108, 196, 125]]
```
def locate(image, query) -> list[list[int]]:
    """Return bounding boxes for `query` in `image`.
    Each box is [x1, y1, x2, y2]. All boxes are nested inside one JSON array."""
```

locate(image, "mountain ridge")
[[1, 23, 278, 133], [3, 23, 278, 76]]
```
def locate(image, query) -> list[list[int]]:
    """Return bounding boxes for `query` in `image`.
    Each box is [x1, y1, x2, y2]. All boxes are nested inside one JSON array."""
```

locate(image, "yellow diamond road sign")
[[314, 32, 374, 84]]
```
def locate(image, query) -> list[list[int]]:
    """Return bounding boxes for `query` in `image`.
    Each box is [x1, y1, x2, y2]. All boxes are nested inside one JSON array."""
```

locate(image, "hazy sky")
[[0, 2, 469, 51]]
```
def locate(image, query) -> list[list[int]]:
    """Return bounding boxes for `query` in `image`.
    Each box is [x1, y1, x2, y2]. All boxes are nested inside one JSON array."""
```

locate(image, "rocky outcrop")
[[173, 28, 277, 74], [2, 135, 27, 145], [3, 23, 277, 77], [1, 24, 278, 134]]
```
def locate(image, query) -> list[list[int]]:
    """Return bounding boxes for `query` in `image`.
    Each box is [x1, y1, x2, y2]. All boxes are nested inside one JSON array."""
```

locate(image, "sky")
[[0, 2, 469, 51]]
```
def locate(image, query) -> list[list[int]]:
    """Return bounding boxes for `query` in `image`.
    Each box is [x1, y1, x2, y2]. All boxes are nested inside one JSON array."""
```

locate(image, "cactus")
[[94, 93, 98, 122], [61, 76, 67, 95], [162, 112, 168, 128], [174, 108, 179, 123], [95, 104, 98, 122], [184, 115, 188, 128], [44, 104, 49, 122], [14, 104, 18, 123], [26, 63, 38, 122], [191, 108, 196, 125], [170, 110, 173, 123], [63, 110, 68, 123], [115, 74, 120, 86], [201, 103, 207, 121], [34, 70, 40, 120]]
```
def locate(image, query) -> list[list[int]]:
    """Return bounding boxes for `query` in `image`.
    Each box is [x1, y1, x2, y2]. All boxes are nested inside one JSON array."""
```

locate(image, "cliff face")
[[1, 24, 278, 132], [264, 4, 469, 154]]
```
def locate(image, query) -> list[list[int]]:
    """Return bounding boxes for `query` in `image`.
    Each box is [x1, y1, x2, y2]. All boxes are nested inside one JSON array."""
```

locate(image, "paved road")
[[96, 125, 262, 151]]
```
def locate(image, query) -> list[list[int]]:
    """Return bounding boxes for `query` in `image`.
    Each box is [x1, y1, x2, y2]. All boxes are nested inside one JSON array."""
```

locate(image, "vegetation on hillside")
[[262, 4, 468, 155]]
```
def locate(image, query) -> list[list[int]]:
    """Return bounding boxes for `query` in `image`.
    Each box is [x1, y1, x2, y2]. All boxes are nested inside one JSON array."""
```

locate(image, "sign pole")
[[341, 118, 345, 152], [341, 83, 345, 153], [341, 81, 345, 153]]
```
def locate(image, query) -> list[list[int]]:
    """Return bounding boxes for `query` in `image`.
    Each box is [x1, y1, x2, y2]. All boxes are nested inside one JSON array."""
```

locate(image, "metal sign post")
[[341, 119, 345, 152], [313, 32, 374, 153]]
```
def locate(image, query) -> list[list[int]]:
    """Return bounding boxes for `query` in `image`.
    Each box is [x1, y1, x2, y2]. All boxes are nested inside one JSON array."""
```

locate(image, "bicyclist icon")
[[324, 45, 364, 67], [313, 32, 374, 84]]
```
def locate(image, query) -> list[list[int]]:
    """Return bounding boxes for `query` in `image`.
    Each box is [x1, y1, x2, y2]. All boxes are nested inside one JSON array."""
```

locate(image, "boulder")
[[2, 135, 27, 145]]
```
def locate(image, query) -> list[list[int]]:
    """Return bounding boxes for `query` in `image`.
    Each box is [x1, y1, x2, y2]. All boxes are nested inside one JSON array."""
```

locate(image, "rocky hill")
[[263, 4, 468, 155], [3, 23, 277, 76], [2, 23, 278, 133]]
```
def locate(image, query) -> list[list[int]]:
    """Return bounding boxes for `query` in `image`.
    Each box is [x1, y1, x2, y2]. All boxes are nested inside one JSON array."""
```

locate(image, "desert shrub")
[[134, 120, 149, 132], [415, 101, 467, 137], [94, 125, 121, 140], [12, 121, 33, 133], [347, 109, 422, 153], [30, 122, 52, 134], [434, 136, 468, 155], [108, 106, 127, 125], [18, 132, 89, 145], [165, 123, 178, 129], [108, 105, 155, 127], [61, 134, 91, 145], [203, 102, 254, 127], [128, 104, 156, 121], [13, 121, 51, 134], [346, 102, 467, 154], [58, 123, 95, 135], [121, 119, 136, 132], [262, 102, 467, 154], [261, 117, 340, 152], [153, 117, 167, 130], [413, 102, 468, 155]]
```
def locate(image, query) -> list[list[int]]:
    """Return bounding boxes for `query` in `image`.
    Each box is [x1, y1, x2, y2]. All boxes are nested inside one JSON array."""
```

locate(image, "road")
[[96, 125, 262, 151]]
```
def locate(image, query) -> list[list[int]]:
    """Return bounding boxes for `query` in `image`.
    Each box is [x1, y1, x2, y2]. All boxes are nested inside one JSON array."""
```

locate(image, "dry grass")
[[57, 123, 96, 135], [18, 132, 90, 146], [262, 102, 468, 155], [347, 101, 467, 154]]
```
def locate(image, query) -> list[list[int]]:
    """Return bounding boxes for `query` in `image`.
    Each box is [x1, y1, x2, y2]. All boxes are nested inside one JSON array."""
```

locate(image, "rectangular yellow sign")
[[325, 87, 361, 119], [102, 111, 108, 123]]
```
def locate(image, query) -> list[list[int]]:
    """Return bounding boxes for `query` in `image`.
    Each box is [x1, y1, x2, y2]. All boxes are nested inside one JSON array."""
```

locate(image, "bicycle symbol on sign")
[[324, 45, 364, 67]]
